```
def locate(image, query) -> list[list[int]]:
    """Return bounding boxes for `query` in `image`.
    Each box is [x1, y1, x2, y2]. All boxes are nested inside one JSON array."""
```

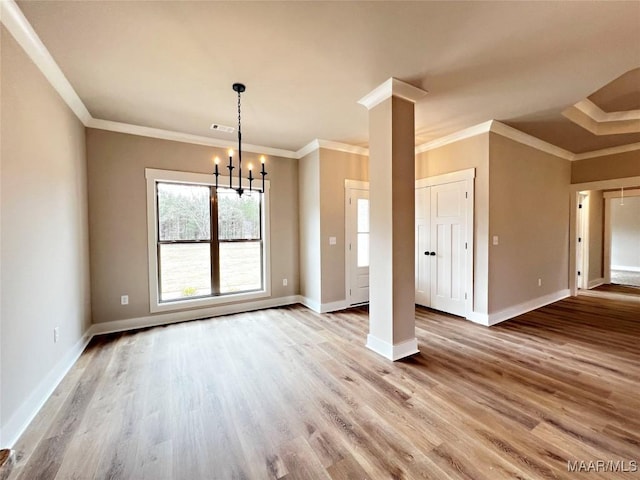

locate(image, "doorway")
[[576, 192, 589, 290], [345, 181, 370, 305], [604, 188, 640, 288]]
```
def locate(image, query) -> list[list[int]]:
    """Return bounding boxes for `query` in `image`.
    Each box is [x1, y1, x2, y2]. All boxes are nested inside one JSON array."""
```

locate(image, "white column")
[[358, 78, 427, 361]]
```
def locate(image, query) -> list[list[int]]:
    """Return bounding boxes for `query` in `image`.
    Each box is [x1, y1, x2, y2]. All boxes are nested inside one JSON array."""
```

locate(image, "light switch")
[[329, 236, 337, 245], [492, 235, 499, 246]]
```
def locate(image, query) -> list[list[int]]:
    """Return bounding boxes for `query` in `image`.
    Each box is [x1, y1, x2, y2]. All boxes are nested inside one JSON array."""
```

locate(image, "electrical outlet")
[[53, 327, 59, 343], [282, 278, 288, 287], [492, 235, 499, 246], [538, 278, 542, 287], [121, 295, 129, 305]]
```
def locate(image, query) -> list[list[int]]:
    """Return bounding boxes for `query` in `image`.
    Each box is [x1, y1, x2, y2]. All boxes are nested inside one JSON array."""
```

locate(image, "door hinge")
[[465, 242, 468, 249], [578, 204, 582, 209], [464, 293, 467, 300], [349, 288, 352, 296], [578, 237, 582, 243], [578, 271, 581, 276], [349, 243, 352, 251], [349, 197, 352, 205], [465, 191, 468, 199]]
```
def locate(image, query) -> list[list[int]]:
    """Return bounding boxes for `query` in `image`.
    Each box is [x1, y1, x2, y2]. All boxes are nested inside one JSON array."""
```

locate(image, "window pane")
[[217, 189, 260, 240], [357, 233, 369, 267], [159, 243, 211, 301], [158, 183, 210, 241], [357, 198, 369, 233], [219, 242, 262, 293]]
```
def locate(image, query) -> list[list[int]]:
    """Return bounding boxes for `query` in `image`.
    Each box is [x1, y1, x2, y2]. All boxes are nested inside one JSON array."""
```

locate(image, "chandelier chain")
[[237, 91, 242, 135]]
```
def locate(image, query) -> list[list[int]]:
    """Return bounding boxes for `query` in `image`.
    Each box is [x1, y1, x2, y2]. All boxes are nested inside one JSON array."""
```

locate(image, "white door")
[[347, 188, 370, 304], [415, 186, 431, 306], [576, 194, 588, 289], [430, 181, 467, 316]]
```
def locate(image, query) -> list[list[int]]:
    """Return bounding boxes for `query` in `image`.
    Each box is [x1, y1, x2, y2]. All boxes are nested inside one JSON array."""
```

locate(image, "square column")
[[358, 78, 427, 360]]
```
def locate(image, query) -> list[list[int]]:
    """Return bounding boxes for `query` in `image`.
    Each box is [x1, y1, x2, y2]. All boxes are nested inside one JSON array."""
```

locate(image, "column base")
[[366, 335, 419, 361]]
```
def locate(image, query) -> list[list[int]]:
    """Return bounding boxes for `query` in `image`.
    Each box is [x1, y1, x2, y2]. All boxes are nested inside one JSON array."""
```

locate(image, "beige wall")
[[415, 133, 490, 314], [587, 191, 604, 282], [86, 129, 298, 323], [488, 133, 571, 312], [319, 148, 368, 304], [1, 27, 91, 443], [572, 150, 640, 183], [298, 150, 321, 305]]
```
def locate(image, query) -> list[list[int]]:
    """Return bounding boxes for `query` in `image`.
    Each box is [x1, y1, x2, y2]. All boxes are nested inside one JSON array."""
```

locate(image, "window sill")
[[150, 289, 271, 313]]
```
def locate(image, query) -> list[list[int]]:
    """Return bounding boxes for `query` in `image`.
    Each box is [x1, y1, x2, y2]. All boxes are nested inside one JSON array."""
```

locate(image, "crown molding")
[[358, 77, 428, 110], [87, 119, 298, 158], [572, 141, 640, 161], [3, 0, 638, 165], [0, 0, 91, 124], [575, 99, 640, 123], [414, 120, 575, 161], [0, 0, 298, 159], [295, 139, 321, 159], [564, 103, 640, 135], [415, 121, 494, 154], [317, 139, 369, 156], [296, 139, 369, 158], [489, 121, 575, 160]]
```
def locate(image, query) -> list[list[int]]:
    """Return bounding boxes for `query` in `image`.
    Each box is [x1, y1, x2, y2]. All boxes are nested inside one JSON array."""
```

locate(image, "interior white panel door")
[[348, 189, 370, 304], [577, 193, 587, 289], [415, 186, 431, 306], [430, 181, 467, 316]]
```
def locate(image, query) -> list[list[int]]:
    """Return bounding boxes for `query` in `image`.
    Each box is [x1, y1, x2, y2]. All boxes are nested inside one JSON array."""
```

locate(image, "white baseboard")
[[366, 335, 419, 361], [611, 265, 640, 273], [298, 297, 349, 313], [588, 278, 605, 289], [1, 329, 92, 448], [91, 295, 301, 336], [487, 289, 570, 326], [465, 311, 490, 326], [320, 300, 349, 313]]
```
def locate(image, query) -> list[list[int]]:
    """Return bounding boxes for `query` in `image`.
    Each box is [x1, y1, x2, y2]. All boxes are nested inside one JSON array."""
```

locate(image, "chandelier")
[[212, 83, 267, 196]]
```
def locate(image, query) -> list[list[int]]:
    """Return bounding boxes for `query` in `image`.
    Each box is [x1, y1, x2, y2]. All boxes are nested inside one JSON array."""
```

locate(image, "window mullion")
[[211, 187, 221, 295]]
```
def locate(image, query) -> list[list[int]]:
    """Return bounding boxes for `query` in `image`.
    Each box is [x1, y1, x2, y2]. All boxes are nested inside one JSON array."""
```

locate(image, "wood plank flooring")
[[593, 283, 640, 297], [3, 294, 639, 479]]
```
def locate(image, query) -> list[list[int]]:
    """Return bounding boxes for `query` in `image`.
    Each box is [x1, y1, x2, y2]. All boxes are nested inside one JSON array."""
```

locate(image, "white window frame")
[[145, 168, 271, 313]]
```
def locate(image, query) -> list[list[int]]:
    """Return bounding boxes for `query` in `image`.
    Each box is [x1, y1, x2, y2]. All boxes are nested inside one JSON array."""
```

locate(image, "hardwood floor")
[[3, 294, 639, 479], [592, 283, 640, 297]]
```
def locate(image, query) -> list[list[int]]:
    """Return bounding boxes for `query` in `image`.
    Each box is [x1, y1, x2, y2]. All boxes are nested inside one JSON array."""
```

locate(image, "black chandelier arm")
[[227, 162, 234, 189], [260, 170, 267, 193], [248, 169, 254, 192]]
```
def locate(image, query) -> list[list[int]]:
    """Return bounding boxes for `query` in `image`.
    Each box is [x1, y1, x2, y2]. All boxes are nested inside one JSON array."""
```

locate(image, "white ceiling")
[[13, 1, 640, 153]]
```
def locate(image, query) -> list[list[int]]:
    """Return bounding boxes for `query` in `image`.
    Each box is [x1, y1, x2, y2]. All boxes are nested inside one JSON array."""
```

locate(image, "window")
[[146, 169, 270, 312], [356, 198, 370, 267]]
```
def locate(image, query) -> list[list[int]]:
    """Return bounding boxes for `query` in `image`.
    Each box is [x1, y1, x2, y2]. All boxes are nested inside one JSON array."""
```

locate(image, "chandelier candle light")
[[212, 83, 267, 196]]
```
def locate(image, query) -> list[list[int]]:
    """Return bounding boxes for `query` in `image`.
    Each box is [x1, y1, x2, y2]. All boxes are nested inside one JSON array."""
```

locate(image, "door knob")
[[424, 251, 428, 255], [430, 252, 436, 256]]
